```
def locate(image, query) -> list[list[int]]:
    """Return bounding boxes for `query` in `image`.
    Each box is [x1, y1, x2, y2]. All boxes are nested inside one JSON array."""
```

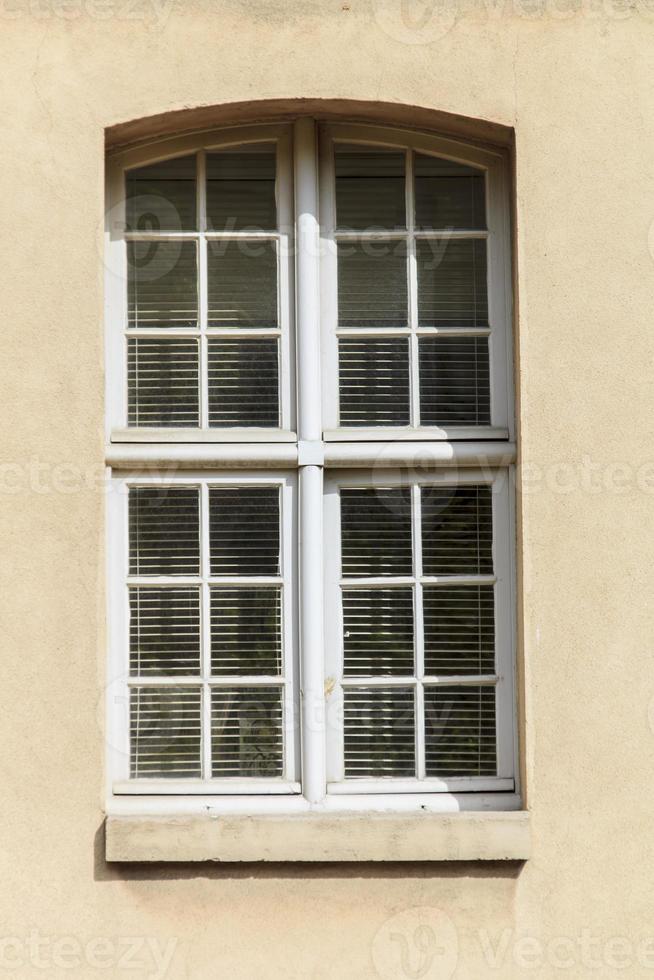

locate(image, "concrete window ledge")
[[105, 811, 531, 863]]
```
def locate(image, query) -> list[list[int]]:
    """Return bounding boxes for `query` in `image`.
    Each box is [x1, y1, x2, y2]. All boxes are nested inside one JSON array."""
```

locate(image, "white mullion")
[[492, 473, 516, 781], [323, 480, 344, 784], [412, 483, 425, 780], [279, 478, 295, 782], [318, 126, 339, 432], [106, 163, 128, 434], [406, 148, 420, 428], [295, 118, 326, 804], [200, 481, 212, 781], [197, 150, 209, 431]]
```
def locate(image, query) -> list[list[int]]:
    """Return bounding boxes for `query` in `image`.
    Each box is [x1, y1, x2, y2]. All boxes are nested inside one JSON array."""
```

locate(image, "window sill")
[[105, 809, 531, 863]]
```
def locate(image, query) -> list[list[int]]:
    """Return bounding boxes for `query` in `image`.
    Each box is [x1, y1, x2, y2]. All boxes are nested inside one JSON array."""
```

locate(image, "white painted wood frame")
[[105, 118, 518, 815]]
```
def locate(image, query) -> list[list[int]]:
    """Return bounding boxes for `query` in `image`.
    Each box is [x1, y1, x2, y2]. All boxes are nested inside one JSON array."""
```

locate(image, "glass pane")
[[343, 687, 415, 777], [209, 486, 280, 576], [340, 488, 412, 577], [338, 242, 407, 328], [335, 145, 405, 230], [129, 486, 200, 577], [127, 338, 199, 428], [126, 155, 196, 232], [424, 685, 496, 776], [414, 153, 485, 230], [423, 585, 495, 675], [206, 146, 276, 231], [417, 239, 487, 328], [130, 686, 202, 778], [129, 587, 201, 676], [211, 687, 283, 776], [421, 485, 493, 577], [207, 338, 279, 427], [211, 587, 282, 675], [418, 336, 490, 426], [207, 240, 277, 327], [339, 338, 410, 426], [342, 587, 414, 676], [127, 240, 198, 328]]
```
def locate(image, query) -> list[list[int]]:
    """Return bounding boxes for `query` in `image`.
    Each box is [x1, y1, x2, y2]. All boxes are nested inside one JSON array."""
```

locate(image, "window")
[[106, 119, 516, 810]]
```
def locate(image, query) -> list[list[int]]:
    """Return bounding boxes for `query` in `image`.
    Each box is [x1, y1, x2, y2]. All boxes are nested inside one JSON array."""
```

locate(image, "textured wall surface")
[[2, 2, 654, 977]]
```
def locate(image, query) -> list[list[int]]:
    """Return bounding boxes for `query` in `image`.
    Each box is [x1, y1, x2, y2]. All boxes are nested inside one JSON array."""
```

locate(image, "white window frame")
[[319, 123, 513, 442], [106, 470, 299, 797], [323, 467, 516, 795], [105, 123, 296, 444], [105, 118, 519, 816]]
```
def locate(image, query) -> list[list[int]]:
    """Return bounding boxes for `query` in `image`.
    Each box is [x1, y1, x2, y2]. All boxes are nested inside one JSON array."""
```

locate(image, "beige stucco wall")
[[2, 1, 654, 976]]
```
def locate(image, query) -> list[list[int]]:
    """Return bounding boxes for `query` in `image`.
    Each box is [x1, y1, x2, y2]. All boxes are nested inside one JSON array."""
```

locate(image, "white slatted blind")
[[338, 338, 411, 426], [129, 586, 201, 676], [123, 143, 284, 430], [333, 143, 492, 430], [424, 686, 496, 777], [335, 145, 406, 230], [127, 240, 198, 328], [127, 482, 289, 782], [206, 146, 277, 231], [207, 338, 279, 427], [343, 687, 415, 777], [337, 242, 407, 328], [337, 482, 499, 783], [126, 154, 197, 232], [414, 153, 486, 230], [211, 687, 283, 777], [128, 338, 199, 428], [207, 241, 278, 328]]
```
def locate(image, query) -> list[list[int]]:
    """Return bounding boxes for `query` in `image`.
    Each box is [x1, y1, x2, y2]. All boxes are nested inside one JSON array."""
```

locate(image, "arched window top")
[[106, 119, 510, 438]]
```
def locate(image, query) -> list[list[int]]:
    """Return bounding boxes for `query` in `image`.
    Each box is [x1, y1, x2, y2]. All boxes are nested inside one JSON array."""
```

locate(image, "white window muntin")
[[319, 122, 512, 441], [323, 466, 516, 794], [106, 470, 299, 795], [105, 124, 295, 442]]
